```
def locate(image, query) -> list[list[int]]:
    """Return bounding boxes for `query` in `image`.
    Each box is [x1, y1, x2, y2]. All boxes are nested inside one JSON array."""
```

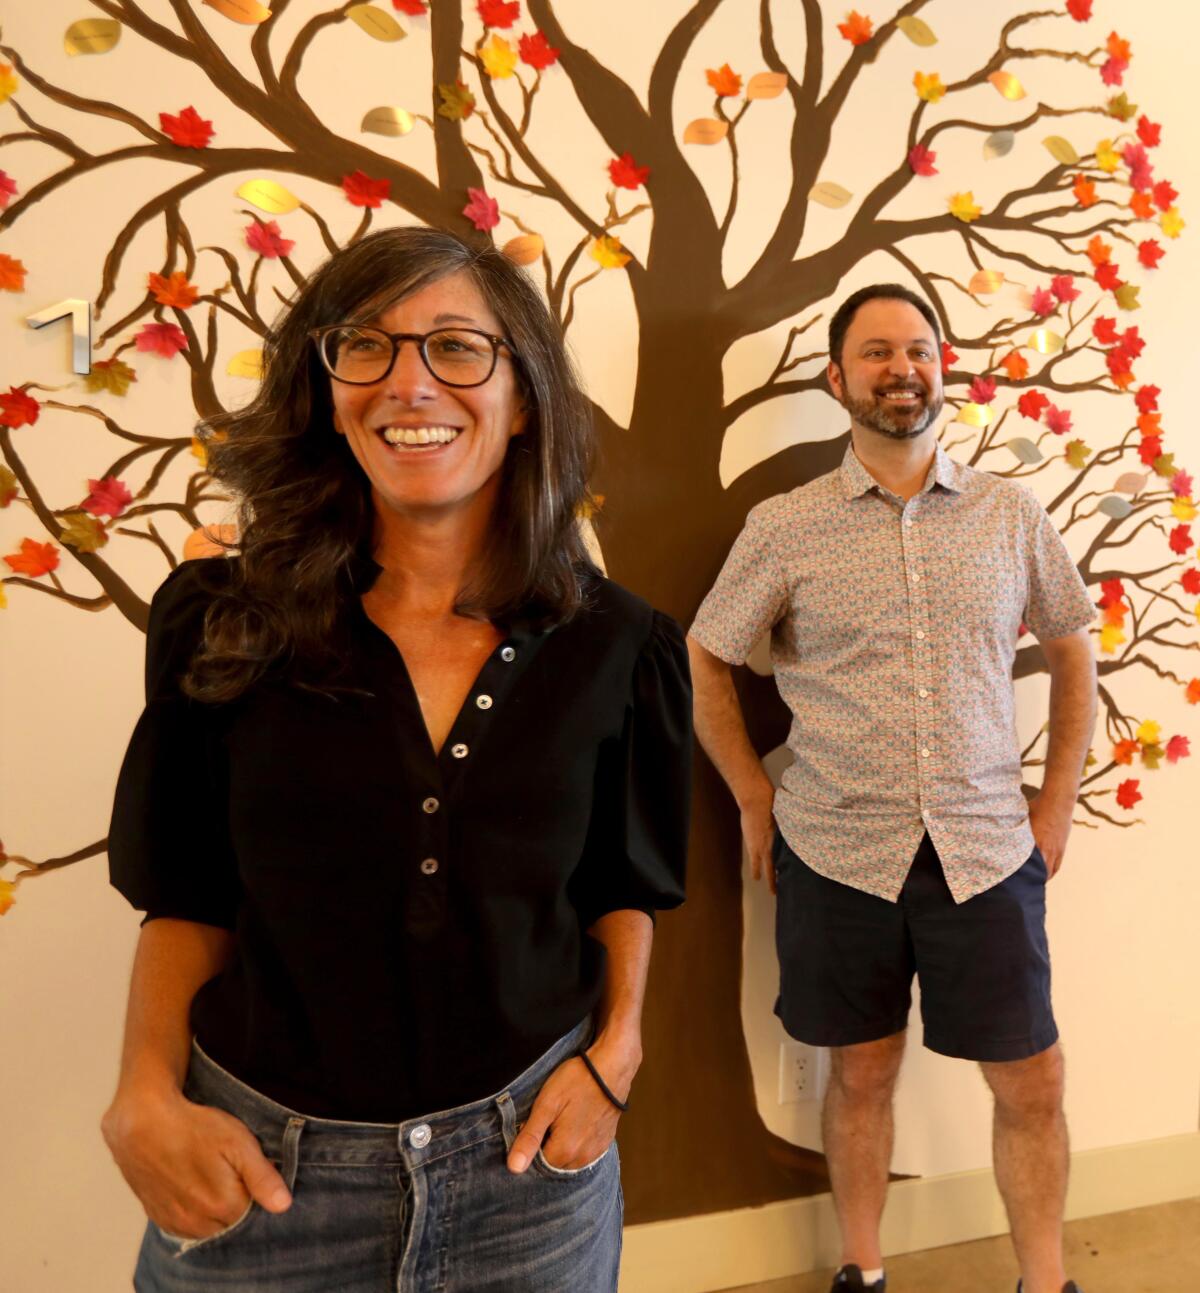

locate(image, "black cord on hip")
[[577, 1050, 629, 1113]]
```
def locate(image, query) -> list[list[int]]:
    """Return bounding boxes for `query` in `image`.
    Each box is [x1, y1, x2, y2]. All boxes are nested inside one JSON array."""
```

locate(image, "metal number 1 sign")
[[26, 299, 93, 375]]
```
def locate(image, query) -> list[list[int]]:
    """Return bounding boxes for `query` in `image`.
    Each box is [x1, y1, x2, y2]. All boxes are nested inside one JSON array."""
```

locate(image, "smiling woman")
[[101, 227, 691, 1293]]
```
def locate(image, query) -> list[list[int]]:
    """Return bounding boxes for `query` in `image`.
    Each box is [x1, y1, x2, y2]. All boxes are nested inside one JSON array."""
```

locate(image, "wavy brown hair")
[[186, 226, 596, 702]]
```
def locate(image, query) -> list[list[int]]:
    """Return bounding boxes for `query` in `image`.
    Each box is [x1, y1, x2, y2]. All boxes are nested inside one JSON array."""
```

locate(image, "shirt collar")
[[839, 440, 967, 500]]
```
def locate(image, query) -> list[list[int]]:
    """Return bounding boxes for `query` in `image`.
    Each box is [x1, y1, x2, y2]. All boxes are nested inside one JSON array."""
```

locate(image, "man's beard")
[[843, 384, 943, 440]]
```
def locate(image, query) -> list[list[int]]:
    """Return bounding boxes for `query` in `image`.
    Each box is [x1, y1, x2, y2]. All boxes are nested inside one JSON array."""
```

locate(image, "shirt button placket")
[[903, 501, 933, 801]]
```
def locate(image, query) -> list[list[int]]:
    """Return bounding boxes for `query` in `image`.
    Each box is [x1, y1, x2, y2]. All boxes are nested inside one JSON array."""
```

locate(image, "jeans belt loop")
[[495, 1090, 517, 1153], [281, 1115, 305, 1191]]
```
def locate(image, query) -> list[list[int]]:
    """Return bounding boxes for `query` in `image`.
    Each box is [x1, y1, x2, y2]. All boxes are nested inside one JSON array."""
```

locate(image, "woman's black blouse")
[[108, 559, 690, 1122]]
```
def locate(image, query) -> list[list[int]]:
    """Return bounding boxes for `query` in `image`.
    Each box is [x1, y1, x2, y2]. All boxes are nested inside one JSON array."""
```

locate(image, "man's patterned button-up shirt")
[[690, 443, 1096, 903]]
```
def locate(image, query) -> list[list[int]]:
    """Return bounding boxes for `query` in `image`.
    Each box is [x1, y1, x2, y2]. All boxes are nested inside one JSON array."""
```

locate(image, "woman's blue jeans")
[[134, 1017, 622, 1291]]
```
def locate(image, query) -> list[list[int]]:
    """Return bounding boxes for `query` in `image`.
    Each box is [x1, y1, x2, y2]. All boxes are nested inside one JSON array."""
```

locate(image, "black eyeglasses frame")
[[309, 325, 517, 388]]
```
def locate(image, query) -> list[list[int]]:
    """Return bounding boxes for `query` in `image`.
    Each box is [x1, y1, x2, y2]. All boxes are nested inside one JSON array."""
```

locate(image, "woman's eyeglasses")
[[310, 326, 516, 388]]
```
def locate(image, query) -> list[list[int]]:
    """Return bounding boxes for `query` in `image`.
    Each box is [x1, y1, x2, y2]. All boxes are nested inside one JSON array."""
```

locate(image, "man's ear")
[[827, 359, 845, 403]]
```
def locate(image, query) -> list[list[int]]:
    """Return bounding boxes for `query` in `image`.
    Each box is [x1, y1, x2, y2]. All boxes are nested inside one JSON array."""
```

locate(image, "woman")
[[103, 226, 690, 1292]]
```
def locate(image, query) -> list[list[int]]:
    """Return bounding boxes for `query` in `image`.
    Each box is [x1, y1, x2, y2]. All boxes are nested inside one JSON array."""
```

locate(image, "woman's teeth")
[[381, 426, 461, 446]]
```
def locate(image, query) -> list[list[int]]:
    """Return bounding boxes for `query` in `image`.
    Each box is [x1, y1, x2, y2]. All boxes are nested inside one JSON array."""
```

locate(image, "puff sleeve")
[[107, 559, 240, 929], [569, 610, 692, 929]]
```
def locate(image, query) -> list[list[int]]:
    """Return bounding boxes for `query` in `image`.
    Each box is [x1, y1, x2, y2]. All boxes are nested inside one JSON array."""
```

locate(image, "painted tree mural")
[[0, 0, 1195, 1221]]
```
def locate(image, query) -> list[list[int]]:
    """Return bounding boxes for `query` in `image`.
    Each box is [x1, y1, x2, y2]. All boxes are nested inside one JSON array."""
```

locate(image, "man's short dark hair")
[[828, 283, 942, 368]]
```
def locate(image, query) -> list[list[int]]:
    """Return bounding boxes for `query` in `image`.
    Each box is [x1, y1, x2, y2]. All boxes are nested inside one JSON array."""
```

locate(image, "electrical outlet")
[[777, 1039, 826, 1104]]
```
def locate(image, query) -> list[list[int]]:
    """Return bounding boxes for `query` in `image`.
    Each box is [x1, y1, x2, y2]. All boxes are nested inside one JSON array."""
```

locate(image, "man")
[[688, 284, 1097, 1293]]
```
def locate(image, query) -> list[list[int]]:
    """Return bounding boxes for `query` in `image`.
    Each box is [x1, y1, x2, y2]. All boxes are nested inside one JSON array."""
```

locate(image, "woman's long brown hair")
[[184, 226, 595, 702]]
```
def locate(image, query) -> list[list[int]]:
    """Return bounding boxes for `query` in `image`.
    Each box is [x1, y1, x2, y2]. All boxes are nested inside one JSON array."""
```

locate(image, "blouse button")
[[451, 743, 469, 759], [422, 796, 439, 814], [420, 858, 439, 876], [500, 646, 516, 662], [476, 694, 493, 710]]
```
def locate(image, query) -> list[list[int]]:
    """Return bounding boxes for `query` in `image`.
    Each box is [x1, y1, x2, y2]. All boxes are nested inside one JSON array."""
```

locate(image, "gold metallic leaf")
[[956, 402, 994, 428], [64, 18, 122, 55], [346, 4, 406, 41], [896, 16, 938, 46], [1042, 135, 1080, 166], [236, 179, 300, 215], [1029, 328, 1065, 355], [361, 106, 415, 137], [983, 130, 1015, 160], [683, 118, 729, 145], [988, 70, 1026, 101], [1007, 436, 1043, 465], [1113, 471, 1148, 496], [745, 72, 788, 100], [501, 234, 544, 267], [808, 181, 853, 209], [202, 0, 272, 23], [968, 269, 1005, 296], [227, 349, 264, 379]]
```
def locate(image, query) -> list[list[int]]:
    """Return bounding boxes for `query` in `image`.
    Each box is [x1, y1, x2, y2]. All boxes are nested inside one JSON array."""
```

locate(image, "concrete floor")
[[719, 1198, 1200, 1292]]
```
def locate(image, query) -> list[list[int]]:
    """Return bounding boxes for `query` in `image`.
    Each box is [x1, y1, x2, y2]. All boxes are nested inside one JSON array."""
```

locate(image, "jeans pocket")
[[531, 1141, 615, 1181], [156, 1198, 257, 1258]]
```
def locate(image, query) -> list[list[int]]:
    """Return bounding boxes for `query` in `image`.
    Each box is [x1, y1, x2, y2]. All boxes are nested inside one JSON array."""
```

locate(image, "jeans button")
[[409, 1123, 432, 1148]]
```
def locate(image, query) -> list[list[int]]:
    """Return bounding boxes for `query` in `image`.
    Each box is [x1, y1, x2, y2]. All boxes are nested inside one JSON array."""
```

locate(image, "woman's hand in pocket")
[[102, 1084, 292, 1240]]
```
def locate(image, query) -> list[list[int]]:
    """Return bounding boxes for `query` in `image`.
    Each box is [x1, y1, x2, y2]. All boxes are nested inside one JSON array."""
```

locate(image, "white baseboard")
[[619, 1132, 1200, 1293]]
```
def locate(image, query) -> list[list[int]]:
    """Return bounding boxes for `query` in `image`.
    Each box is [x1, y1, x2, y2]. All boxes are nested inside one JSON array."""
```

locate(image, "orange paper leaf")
[[148, 270, 199, 309]]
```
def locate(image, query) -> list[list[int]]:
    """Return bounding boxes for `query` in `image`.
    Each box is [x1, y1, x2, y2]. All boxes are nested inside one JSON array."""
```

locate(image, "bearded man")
[[688, 285, 1097, 1293]]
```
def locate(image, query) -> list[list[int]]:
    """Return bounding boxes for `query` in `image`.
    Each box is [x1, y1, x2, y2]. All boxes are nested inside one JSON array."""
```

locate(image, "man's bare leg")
[[981, 1043, 1069, 1293], [822, 1031, 907, 1272]]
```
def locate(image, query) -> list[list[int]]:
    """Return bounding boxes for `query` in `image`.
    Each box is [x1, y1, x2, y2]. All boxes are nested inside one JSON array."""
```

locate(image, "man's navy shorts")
[[773, 830, 1058, 1062]]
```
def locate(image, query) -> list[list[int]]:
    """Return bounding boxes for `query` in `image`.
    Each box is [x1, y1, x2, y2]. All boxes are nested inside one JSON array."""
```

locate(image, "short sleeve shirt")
[[690, 443, 1095, 903]]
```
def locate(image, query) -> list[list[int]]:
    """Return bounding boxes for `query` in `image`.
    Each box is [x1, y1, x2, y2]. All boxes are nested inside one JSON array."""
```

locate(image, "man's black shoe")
[[831, 1266, 886, 1292], [1016, 1282, 1084, 1292]]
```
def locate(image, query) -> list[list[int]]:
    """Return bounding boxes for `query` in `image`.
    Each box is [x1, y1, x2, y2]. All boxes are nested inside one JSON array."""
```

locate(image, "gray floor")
[[719, 1197, 1200, 1292]]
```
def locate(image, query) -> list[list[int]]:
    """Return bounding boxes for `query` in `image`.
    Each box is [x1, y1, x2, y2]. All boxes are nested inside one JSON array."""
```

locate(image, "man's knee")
[[828, 1031, 907, 1102], [982, 1042, 1065, 1120]]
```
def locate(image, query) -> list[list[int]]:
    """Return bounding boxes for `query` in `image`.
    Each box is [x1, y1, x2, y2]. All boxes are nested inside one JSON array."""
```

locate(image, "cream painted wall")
[[1, 4, 1198, 1292]]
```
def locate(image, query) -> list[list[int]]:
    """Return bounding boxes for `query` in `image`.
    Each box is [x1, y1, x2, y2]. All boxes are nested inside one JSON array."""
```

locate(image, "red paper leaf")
[[609, 153, 650, 190], [837, 11, 874, 45], [1095, 262, 1122, 292], [0, 387, 39, 428], [1117, 327, 1145, 360], [1153, 180, 1178, 211], [3, 537, 59, 578], [705, 64, 742, 97], [342, 171, 391, 208], [393, 0, 428, 12], [135, 322, 189, 358], [1018, 391, 1049, 422], [1100, 57, 1127, 87], [907, 144, 937, 177], [1107, 349, 1133, 381], [1073, 174, 1097, 208], [462, 187, 500, 231], [1167, 735, 1191, 764], [1067, 0, 1092, 19], [1169, 524, 1193, 556], [1137, 116, 1161, 148], [1181, 569, 1200, 596], [940, 341, 957, 374], [159, 105, 214, 148], [1100, 578, 1125, 606], [1171, 469, 1194, 498], [1092, 316, 1119, 345], [245, 219, 295, 259], [1136, 384, 1160, 414], [518, 31, 559, 70], [1030, 287, 1056, 316], [1115, 779, 1142, 810], [1138, 436, 1163, 466], [148, 270, 198, 309], [0, 253, 26, 292], [1122, 143, 1153, 191], [968, 376, 996, 405], [1137, 239, 1164, 269], [82, 476, 133, 519], [1050, 274, 1079, 303], [0, 169, 16, 211], [1044, 404, 1072, 436], [477, 0, 519, 27]]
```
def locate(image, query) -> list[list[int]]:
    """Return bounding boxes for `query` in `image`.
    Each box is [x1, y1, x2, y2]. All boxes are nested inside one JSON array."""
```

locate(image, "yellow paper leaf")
[[956, 403, 994, 428], [0, 65, 19, 104], [59, 511, 108, 554], [480, 33, 517, 78], [897, 16, 938, 46], [745, 72, 788, 100], [1042, 136, 1080, 166], [501, 234, 544, 267], [968, 269, 1005, 296], [1161, 207, 1185, 239], [236, 179, 300, 215], [1136, 719, 1161, 746], [1030, 329, 1065, 355], [1114, 283, 1141, 312], [202, 0, 271, 23], [346, 4, 406, 40], [191, 436, 208, 465], [64, 18, 122, 55], [682, 118, 729, 145], [1172, 497, 1197, 522], [1099, 624, 1125, 654], [989, 70, 1025, 100], [590, 235, 631, 270], [226, 349, 264, 379], [1065, 439, 1092, 469], [1095, 139, 1120, 173], [913, 71, 945, 103], [361, 106, 415, 137], [948, 191, 982, 223], [983, 130, 1015, 160], [808, 181, 853, 209]]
